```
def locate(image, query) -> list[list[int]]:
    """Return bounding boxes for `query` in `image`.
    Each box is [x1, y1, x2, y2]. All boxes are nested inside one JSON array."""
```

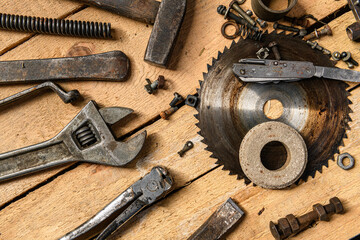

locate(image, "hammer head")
[[144, 0, 187, 68]]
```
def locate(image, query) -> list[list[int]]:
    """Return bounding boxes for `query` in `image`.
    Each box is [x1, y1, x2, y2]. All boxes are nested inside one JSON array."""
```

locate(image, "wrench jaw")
[[59, 100, 147, 167]]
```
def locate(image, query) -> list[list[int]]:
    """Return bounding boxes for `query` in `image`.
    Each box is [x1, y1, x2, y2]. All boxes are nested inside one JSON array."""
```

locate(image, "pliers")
[[59, 166, 174, 240]]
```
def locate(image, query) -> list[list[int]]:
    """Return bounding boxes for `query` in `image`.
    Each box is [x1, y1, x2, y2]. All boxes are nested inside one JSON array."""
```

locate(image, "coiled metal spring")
[[75, 123, 97, 148], [221, 21, 265, 41], [0, 13, 112, 38]]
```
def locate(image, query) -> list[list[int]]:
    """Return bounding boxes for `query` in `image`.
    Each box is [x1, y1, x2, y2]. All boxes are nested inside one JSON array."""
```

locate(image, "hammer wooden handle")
[[78, 0, 160, 24]]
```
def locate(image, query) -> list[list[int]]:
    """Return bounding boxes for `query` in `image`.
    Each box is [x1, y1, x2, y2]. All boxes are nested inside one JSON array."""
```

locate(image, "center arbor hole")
[[260, 141, 288, 170], [263, 99, 284, 120]]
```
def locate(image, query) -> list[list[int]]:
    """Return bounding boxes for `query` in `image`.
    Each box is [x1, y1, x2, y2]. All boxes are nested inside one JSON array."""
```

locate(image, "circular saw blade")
[[197, 32, 351, 183]]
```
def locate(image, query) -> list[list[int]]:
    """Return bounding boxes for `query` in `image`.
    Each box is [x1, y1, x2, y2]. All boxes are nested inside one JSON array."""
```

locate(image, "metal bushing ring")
[[221, 21, 240, 39], [251, 0, 298, 22], [337, 153, 355, 170], [239, 121, 307, 189]]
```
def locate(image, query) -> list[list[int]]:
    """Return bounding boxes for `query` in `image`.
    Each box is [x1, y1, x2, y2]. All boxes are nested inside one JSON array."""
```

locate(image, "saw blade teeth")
[[194, 115, 199, 121], [198, 80, 203, 87], [202, 72, 207, 79], [230, 40, 236, 48], [217, 51, 222, 60], [279, 30, 286, 35], [344, 133, 348, 139], [211, 57, 216, 66]]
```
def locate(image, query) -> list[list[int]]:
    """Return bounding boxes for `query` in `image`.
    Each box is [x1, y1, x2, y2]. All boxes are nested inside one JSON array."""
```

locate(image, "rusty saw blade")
[[196, 32, 351, 184]]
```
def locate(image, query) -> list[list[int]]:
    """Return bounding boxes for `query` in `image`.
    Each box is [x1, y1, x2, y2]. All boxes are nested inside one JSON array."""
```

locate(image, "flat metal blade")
[[314, 66, 360, 82]]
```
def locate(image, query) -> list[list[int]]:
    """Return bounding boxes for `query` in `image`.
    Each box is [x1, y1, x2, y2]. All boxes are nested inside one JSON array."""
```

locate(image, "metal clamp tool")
[[0, 100, 146, 182], [233, 59, 360, 83], [60, 166, 173, 240]]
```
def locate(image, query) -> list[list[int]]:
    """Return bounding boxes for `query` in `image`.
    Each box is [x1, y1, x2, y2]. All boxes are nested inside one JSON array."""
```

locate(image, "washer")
[[239, 121, 307, 189], [337, 153, 355, 170]]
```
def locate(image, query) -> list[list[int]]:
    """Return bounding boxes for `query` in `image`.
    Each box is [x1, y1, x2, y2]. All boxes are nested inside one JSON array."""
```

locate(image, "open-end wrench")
[[0, 100, 147, 182], [60, 166, 173, 240], [0, 51, 130, 84], [0, 81, 81, 107]]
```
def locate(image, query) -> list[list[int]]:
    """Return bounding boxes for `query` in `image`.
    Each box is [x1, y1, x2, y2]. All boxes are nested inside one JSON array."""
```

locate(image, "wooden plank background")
[[0, 0, 359, 239]]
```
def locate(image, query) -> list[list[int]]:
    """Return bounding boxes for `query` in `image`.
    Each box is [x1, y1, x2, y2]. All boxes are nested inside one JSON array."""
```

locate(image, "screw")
[[160, 106, 179, 120], [217, 5, 258, 31], [178, 141, 194, 157], [256, 18, 268, 29], [306, 40, 331, 55], [341, 51, 359, 69], [303, 25, 332, 41], [169, 92, 184, 107], [268, 41, 281, 60], [283, 16, 310, 28], [332, 51, 341, 61], [246, 9, 253, 17], [229, 0, 256, 26], [273, 22, 307, 36], [144, 75, 166, 94], [270, 197, 344, 240]]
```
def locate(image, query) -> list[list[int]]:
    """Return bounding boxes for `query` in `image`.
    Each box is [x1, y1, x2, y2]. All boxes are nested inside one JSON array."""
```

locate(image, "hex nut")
[[330, 197, 344, 214], [278, 218, 292, 237], [286, 214, 300, 232], [313, 204, 329, 221]]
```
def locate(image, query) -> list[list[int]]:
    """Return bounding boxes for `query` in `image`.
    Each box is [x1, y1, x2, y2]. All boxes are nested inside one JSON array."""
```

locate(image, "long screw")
[[229, 0, 256, 26], [160, 106, 179, 120], [306, 40, 331, 55], [273, 22, 307, 36], [270, 197, 344, 240], [217, 5, 258, 31], [0, 13, 112, 38], [283, 16, 310, 28], [303, 25, 332, 41]]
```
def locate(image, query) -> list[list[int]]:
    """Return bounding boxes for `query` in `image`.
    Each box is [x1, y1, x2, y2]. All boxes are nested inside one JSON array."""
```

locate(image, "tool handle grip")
[[0, 140, 73, 182], [77, 0, 160, 24], [0, 51, 130, 84], [59, 187, 138, 240]]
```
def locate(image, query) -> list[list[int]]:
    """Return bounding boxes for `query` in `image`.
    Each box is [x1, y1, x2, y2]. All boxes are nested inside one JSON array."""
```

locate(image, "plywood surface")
[[0, 0, 359, 239]]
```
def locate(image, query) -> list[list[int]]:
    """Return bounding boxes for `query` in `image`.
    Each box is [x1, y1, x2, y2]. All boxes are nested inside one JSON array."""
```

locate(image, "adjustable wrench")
[[0, 100, 147, 182], [60, 166, 173, 240], [0, 51, 130, 83]]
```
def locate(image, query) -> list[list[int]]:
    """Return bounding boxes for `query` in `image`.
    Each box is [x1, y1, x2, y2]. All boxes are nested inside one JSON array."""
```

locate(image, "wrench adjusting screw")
[[270, 197, 344, 240], [178, 141, 194, 157]]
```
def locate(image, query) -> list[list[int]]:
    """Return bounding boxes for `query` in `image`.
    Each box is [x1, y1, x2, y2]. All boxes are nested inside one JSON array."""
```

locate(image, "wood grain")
[[0, 0, 359, 239]]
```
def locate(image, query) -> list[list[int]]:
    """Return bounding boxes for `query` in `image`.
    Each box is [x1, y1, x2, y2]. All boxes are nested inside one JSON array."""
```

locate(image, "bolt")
[[341, 51, 359, 68], [246, 9, 253, 17], [256, 18, 268, 29], [283, 16, 310, 28], [270, 197, 344, 240], [273, 22, 300, 33], [169, 92, 184, 107], [144, 75, 166, 94], [217, 5, 258, 31], [303, 25, 332, 41], [268, 41, 281, 60], [178, 141, 194, 157], [160, 106, 179, 120], [332, 51, 341, 61], [229, 0, 256, 26], [306, 40, 331, 55]]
